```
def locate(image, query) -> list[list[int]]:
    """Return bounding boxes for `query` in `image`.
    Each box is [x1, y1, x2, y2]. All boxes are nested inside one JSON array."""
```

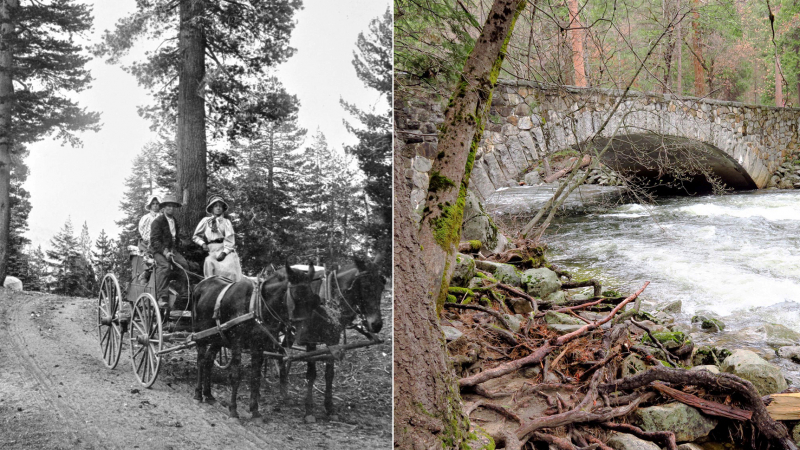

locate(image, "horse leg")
[[227, 340, 243, 419], [194, 342, 207, 402], [304, 344, 317, 423], [203, 341, 219, 404], [249, 343, 264, 421], [277, 360, 290, 410], [325, 360, 336, 420]]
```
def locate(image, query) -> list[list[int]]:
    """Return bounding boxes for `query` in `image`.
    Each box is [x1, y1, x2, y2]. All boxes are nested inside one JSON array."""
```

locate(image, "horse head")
[[342, 253, 385, 334]]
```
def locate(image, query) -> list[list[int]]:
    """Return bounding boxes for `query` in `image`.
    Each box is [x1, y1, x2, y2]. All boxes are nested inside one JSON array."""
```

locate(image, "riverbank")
[[443, 244, 800, 449]]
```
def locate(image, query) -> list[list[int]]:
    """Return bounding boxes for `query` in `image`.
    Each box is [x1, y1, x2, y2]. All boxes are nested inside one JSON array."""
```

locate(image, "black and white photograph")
[[0, 0, 391, 448]]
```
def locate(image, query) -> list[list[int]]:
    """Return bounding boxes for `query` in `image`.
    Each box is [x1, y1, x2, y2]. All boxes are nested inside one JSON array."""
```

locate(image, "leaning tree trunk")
[[567, 0, 587, 88], [394, 0, 528, 448], [176, 0, 208, 237], [0, 0, 17, 283]]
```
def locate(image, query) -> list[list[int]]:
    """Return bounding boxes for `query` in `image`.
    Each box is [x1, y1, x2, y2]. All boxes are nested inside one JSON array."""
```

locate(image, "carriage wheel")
[[214, 347, 232, 369], [129, 293, 163, 388], [97, 274, 123, 369]]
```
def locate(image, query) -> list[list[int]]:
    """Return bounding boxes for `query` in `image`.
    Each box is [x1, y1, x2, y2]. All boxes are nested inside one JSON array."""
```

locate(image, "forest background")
[[8, 2, 391, 296]]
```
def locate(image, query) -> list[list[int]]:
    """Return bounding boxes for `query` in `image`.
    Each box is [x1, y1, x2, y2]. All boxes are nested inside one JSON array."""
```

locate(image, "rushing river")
[[541, 189, 800, 378]]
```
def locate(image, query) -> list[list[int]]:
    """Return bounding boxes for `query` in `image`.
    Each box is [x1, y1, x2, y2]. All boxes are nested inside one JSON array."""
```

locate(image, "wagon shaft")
[[286, 337, 384, 363]]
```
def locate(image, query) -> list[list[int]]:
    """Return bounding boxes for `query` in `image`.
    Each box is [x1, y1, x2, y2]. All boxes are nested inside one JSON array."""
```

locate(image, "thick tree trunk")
[[567, 0, 587, 88], [0, 0, 17, 283], [676, 0, 682, 94], [394, 1, 528, 447], [176, 0, 208, 238]]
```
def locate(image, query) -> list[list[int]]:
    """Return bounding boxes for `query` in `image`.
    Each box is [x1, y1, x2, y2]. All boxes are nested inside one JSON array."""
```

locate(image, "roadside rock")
[[451, 253, 475, 287], [634, 402, 717, 442], [4, 276, 22, 291], [521, 267, 561, 298], [720, 349, 788, 396], [606, 433, 661, 450]]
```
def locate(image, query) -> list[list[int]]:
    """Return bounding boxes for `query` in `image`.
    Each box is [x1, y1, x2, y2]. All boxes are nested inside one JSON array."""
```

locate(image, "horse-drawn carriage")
[[96, 247, 386, 419]]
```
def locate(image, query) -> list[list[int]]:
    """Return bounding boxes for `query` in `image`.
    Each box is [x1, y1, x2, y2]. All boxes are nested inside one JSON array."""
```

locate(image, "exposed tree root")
[[600, 421, 678, 450]]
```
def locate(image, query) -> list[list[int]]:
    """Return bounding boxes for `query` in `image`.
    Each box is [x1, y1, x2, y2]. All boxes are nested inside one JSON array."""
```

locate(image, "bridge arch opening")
[[590, 133, 758, 195]]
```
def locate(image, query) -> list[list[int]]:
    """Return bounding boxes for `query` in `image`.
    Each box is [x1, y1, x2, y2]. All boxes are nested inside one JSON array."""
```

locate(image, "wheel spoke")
[[135, 348, 146, 374]]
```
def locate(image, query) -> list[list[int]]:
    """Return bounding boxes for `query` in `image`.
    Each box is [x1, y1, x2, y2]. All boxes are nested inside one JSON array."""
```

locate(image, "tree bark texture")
[[0, 0, 17, 283], [394, 0, 528, 447], [567, 0, 587, 88], [775, 56, 783, 107], [176, 0, 208, 237]]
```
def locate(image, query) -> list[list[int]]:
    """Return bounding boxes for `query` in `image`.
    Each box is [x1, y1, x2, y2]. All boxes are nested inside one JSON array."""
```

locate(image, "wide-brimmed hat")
[[206, 195, 229, 214], [144, 195, 161, 212], [160, 194, 182, 208]]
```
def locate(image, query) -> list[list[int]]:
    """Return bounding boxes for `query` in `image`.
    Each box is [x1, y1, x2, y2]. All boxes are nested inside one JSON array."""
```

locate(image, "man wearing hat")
[[192, 195, 243, 281], [149, 194, 190, 307]]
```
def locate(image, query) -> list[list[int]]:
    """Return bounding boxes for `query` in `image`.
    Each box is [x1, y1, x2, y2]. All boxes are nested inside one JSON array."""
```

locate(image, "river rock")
[[693, 346, 731, 366], [441, 326, 463, 341], [634, 402, 718, 442], [661, 300, 682, 314], [507, 297, 534, 315], [690, 365, 720, 374], [3, 276, 22, 291], [523, 170, 540, 185], [543, 290, 567, 306], [621, 354, 647, 377], [544, 311, 583, 325], [501, 314, 524, 333], [521, 267, 561, 297], [606, 433, 660, 450], [763, 323, 800, 348], [451, 253, 475, 287], [474, 260, 522, 287], [778, 346, 800, 363], [720, 349, 788, 395]]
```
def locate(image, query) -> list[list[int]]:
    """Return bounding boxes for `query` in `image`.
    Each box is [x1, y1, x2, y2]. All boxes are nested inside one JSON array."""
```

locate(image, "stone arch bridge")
[[469, 79, 800, 201]]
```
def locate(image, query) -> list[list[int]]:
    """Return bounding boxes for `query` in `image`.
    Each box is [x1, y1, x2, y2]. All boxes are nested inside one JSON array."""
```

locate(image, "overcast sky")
[[24, 0, 390, 250]]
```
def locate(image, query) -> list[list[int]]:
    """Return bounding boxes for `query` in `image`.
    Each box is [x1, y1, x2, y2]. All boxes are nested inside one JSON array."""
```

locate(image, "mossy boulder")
[[621, 354, 647, 377], [544, 311, 583, 325], [521, 267, 561, 298], [693, 346, 731, 366], [461, 190, 509, 253], [634, 402, 718, 442], [543, 290, 567, 306], [451, 253, 475, 287], [691, 314, 725, 332], [720, 349, 788, 396], [642, 331, 689, 351], [474, 260, 522, 287]]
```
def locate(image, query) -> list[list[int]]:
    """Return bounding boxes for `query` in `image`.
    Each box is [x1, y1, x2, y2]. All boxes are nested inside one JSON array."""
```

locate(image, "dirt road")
[[0, 288, 392, 449]]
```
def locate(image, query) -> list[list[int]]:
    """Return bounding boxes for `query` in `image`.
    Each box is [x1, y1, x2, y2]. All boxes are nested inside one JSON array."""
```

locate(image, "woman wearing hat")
[[138, 195, 162, 251], [192, 195, 243, 282]]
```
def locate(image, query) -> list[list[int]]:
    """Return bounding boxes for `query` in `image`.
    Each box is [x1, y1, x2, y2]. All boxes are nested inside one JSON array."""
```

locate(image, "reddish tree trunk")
[[776, 57, 783, 107], [176, 0, 208, 239], [567, 0, 587, 87], [691, 2, 704, 96]]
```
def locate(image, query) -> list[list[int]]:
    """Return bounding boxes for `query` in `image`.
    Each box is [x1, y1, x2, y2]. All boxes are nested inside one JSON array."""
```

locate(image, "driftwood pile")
[[443, 244, 798, 450]]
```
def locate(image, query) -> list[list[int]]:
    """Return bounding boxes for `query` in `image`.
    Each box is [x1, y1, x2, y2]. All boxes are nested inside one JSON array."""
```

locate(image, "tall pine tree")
[[46, 218, 93, 296], [341, 7, 392, 273], [0, 0, 99, 281]]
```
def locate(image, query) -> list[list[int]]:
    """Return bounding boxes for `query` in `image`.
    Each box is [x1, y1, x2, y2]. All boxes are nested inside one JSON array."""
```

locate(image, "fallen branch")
[[459, 282, 649, 388], [531, 431, 580, 449], [443, 302, 512, 332], [652, 382, 752, 421], [464, 400, 521, 423], [544, 155, 592, 184], [561, 279, 602, 297], [600, 422, 677, 450], [496, 283, 538, 311], [599, 367, 796, 449]]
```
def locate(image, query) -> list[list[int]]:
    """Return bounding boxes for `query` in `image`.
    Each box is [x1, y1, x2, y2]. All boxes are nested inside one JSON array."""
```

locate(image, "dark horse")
[[192, 263, 320, 420], [280, 254, 386, 422]]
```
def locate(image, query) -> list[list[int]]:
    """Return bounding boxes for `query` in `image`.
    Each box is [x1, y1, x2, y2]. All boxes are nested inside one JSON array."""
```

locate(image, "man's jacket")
[[149, 214, 181, 255]]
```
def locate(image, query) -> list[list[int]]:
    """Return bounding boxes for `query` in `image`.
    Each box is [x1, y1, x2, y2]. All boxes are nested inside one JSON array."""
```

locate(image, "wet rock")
[[692, 346, 731, 366], [661, 300, 682, 314], [544, 311, 583, 325], [762, 323, 800, 348], [642, 331, 687, 351], [691, 315, 725, 332], [521, 267, 561, 298], [606, 433, 660, 450], [451, 253, 475, 287], [777, 345, 800, 363], [720, 349, 788, 396], [634, 402, 718, 442]]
